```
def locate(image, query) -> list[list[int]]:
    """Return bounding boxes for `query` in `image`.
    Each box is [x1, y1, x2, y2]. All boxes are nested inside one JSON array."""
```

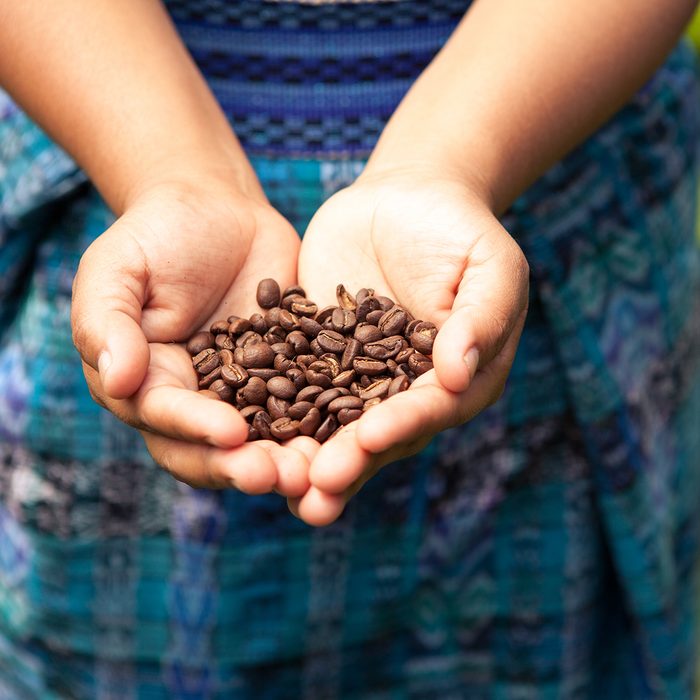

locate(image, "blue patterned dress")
[[1, 2, 699, 698]]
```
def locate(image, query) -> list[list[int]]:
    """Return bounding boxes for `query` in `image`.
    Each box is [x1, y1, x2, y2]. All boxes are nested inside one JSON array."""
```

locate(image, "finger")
[[143, 433, 278, 494], [72, 229, 150, 399], [267, 439, 314, 498], [432, 235, 529, 393], [296, 486, 347, 527]]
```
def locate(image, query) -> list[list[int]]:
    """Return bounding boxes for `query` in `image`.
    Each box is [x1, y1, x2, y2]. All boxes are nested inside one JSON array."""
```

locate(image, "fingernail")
[[464, 347, 479, 382], [98, 351, 112, 379]]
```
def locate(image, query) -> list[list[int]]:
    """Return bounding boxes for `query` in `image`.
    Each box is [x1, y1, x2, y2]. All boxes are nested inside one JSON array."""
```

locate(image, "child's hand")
[[71, 181, 315, 497], [290, 167, 529, 524]]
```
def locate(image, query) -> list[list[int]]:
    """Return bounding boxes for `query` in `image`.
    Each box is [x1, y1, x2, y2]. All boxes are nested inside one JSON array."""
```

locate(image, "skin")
[[0, 0, 696, 525]]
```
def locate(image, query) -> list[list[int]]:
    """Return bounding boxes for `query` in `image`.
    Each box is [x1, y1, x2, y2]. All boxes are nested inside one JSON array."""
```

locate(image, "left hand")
[[290, 166, 529, 525]]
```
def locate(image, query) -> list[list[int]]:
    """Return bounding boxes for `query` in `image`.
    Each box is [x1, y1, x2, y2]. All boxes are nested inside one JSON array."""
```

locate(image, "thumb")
[[71, 231, 150, 400], [432, 235, 529, 394]]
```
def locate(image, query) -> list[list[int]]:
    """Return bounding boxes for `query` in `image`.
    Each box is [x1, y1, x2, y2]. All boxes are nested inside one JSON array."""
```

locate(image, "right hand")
[[71, 180, 318, 497]]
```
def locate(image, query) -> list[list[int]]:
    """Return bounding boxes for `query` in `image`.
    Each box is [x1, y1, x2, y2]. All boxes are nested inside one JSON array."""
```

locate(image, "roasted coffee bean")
[[327, 395, 363, 413], [331, 308, 356, 334], [314, 414, 338, 443], [252, 410, 272, 440], [264, 307, 282, 328], [310, 338, 324, 357], [316, 329, 347, 354], [332, 369, 356, 388], [353, 356, 388, 376], [238, 343, 275, 369], [219, 348, 235, 366], [286, 367, 307, 391], [267, 376, 297, 400], [307, 360, 334, 379], [408, 352, 433, 376], [267, 395, 291, 420], [270, 416, 300, 441], [221, 363, 249, 388], [215, 333, 234, 351], [209, 379, 236, 403], [341, 338, 362, 370], [247, 426, 260, 442], [296, 385, 324, 403], [299, 406, 322, 436], [320, 354, 342, 378], [365, 309, 384, 326], [386, 359, 398, 374], [378, 307, 408, 337], [306, 369, 332, 388], [314, 306, 336, 325], [404, 318, 421, 336], [295, 354, 317, 369], [239, 404, 265, 420], [358, 377, 391, 401], [270, 342, 294, 359], [288, 401, 314, 420], [363, 336, 404, 360], [257, 278, 281, 309], [209, 319, 229, 335], [349, 381, 361, 397], [282, 285, 306, 298], [355, 288, 374, 304], [186, 331, 215, 356], [354, 323, 383, 344], [193, 348, 220, 375], [274, 354, 294, 373], [237, 376, 268, 406], [286, 330, 310, 355], [388, 374, 409, 397], [228, 317, 253, 336], [410, 321, 438, 355], [376, 295, 395, 312], [247, 368, 281, 381], [338, 407, 363, 425], [264, 326, 287, 345], [336, 284, 357, 310], [280, 293, 304, 311], [299, 317, 323, 339], [249, 313, 268, 335], [279, 310, 301, 332], [235, 330, 263, 348], [290, 298, 318, 317], [360, 374, 373, 387], [395, 347, 415, 364], [198, 365, 222, 389], [314, 387, 344, 411]]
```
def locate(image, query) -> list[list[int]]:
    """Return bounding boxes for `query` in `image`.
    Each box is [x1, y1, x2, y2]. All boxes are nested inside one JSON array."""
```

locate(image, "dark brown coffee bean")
[[327, 395, 363, 413], [404, 318, 421, 336], [237, 376, 268, 406], [186, 331, 215, 356], [264, 307, 282, 328], [282, 285, 306, 298], [299, 407, 322, 436], [354, 323, 383, 344], [270, 416, 300, 441], [295, 354, 317, 369], [333, 284, 355, 310], [256, 278, 281, 309], [395, 347, 415, 364], [219, 348, 235, 366], [349, 382, 361, 397], [316, 330, 347, 354], [296, 385, 324, 403], [365, 309, 384, 326], [305, 369, 332, 389], [314, 306, 336, 325], [341, 338, 362, 371], [310, 338, 324, 357], [252, 410, 272, 440], [235, 330, 263, 348], [247, 426, 260, 442], [360, 374, 373, 387], [286, 367, 307, 391], [331, 308, 356, 334], [274, 354, 293, 373], [228, 317, 253, 336], [278, 310, 301, 332], [209, 319, 229, 335], [267, 395, 291, 420], [307, 360, 334, 379], [209, 379, 236, 403], [376, 295, 395, 312], [198, 365, 222, 389], [363, 336, 404, 360], [214, 333, 234, 351], [314, 414, 338, 443], [386, 359, 398, 374], [320, 354, 342, 378], [249, 313, 268, 335], [266, 376, 297, 400], [239, 404, 265, 420], [193, 348, 220, 375], [314, 387, 343, 410], [238, 343, 275, 369], [288, 401, 314, 420], [286, 330, 310, 355], [221, 363, 249, 388], [410, 321, 437, 355], [408, 352, 433, 376], [280, 293, 303, 311], [355, 288, 374, 304], [388, 374, 410, 397], [363, 397, 382, 411], [353, 356, 388, 376], [338, 408, 363, 425], [270, 342, 294, 359], [290, 298, 318, 317], [246, 368, 281, 381], [358, 377, 392, 401], [299, 317, 323, 339], [198, 388, 221, 401], [264, 326, 287, 345], [332, 369, 356, 388], [378, 307, 408, 337], [356, 295, 381, 322]]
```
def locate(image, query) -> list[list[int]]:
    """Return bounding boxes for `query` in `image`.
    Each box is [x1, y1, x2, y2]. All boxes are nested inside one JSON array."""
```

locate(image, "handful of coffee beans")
[[186, 279, 436, 444]]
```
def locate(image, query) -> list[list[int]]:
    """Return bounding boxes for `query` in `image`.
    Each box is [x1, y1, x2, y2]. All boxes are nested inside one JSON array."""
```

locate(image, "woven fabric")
[[1, 2, 700, 698]]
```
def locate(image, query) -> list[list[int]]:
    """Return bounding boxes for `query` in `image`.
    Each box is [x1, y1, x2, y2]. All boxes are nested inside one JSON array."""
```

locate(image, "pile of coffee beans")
[[186, 279, 436, 443]]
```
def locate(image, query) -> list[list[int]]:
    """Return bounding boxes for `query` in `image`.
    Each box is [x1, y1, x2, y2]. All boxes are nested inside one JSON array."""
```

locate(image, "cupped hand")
[[71, 181, 316, 497], [291, 167, 529, 525]]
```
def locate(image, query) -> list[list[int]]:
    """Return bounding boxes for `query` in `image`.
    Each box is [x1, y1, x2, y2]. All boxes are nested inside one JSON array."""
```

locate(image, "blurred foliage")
[[689, 6, 700, 51]]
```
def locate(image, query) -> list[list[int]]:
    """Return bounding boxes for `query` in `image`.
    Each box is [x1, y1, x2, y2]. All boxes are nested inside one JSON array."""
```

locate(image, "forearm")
[[0, 1, 261, 214], [365, 0, 698, 213]]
